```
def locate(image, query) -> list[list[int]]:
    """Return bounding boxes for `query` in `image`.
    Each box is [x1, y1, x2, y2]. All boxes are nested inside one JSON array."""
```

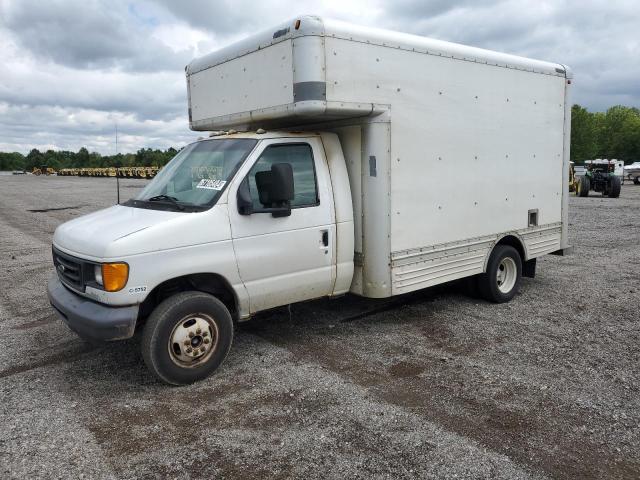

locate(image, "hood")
[[53, 204, 231, 260], [53, 205, 183, 258]]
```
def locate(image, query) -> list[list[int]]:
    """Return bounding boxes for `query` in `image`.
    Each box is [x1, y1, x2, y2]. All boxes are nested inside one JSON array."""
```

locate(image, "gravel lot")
[[1, 174, 639, 479]]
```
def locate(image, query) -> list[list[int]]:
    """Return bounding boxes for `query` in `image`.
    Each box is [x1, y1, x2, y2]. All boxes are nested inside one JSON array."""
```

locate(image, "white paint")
[[184, 16, 569, 299], [189, 40, 294, 123], [51, 17, 570, 329], [319, 132, 354, 296], [227, 135, 337, 313], [53, 202, 251, 316]]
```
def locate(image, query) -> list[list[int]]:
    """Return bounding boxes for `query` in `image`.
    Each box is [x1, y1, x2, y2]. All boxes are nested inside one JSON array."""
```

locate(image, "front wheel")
[[142, 291, 234, 385], [477, 245, 522, 303]]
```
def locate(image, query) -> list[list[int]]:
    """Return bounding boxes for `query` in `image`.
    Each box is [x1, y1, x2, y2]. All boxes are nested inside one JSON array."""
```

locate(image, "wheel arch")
[[138, 273, 239, 324], [483, 234, 527, 271]]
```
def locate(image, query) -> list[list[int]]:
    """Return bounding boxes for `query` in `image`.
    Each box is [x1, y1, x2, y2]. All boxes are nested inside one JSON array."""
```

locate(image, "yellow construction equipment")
[[37, 166, 161, 178], [32, 165, 57, 175]]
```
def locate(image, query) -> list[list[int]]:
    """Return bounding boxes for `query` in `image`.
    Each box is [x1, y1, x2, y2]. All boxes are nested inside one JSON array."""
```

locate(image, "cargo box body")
[[186, 16, 571, 299]]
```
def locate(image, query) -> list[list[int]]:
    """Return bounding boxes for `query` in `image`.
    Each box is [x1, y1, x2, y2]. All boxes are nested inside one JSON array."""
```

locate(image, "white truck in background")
[[624, 161, 640, 184], [48, 16, 572, 385]]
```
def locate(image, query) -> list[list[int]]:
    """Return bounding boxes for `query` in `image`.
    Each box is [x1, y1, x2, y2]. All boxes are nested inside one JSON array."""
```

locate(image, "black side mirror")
[[237, 179, 253, 215], [269, 163, 294, 203], [266, 163, 294, 217], [239, 162, 294, 217]]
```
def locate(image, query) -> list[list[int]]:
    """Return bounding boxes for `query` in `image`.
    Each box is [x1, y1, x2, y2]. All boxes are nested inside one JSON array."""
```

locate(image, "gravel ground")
[[0, 174, 638, 479]]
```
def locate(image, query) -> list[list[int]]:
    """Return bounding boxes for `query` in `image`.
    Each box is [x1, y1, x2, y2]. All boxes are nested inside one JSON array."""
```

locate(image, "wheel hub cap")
[[496, 257, 517, 294], [168, 315, 218, 367]]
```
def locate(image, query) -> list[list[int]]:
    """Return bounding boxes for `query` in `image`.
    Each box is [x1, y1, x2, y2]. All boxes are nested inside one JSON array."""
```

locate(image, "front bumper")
[[47, 274, 139, 341]]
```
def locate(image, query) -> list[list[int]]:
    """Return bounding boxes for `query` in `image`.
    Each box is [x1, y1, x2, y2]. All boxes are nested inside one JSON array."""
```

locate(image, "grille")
[[52, 247, 85, 291]]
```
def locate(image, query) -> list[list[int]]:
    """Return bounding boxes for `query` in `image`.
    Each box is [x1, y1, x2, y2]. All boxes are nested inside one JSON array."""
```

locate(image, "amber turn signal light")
[[102, 263, 129, 292]]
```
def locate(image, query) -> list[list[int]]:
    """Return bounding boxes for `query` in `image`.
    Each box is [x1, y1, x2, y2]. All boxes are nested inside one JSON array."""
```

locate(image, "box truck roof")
[[202, 130, 320, 140], [186, 15, 570, 131], [187, 15, 569, 77]]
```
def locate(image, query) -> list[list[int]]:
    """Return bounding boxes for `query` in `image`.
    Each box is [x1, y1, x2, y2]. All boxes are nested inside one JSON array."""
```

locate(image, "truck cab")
[[48, 131, 354, 384]]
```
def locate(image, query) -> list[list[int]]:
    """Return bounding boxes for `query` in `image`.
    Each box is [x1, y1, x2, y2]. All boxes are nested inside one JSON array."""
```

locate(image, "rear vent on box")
[[528, 209, 538, 227]]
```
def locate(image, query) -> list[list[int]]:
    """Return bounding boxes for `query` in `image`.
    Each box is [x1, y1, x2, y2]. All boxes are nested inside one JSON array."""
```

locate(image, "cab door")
[[228, 137, 335, 313]]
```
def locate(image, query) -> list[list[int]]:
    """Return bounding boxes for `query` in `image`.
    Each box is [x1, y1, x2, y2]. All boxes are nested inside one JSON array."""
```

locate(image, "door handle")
[[321, 230, 329, 247]]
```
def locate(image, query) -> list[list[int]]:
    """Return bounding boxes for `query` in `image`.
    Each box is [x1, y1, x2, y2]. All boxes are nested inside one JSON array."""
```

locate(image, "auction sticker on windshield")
[[196, 179, 227, 190]]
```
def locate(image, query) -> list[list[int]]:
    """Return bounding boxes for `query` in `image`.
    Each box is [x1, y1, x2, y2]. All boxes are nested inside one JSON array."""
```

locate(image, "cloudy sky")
[[1, 0, 638, 154]]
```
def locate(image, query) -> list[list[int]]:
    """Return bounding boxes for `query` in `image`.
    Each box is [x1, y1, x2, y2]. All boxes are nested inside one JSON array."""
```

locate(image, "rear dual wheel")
[[608, 176, 621, 198], [477, 245, 522, 303], [142, 291, 233, 385]]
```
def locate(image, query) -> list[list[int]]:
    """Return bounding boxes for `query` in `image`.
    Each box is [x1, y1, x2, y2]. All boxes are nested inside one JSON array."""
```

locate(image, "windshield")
[[126, 138, 257, 212]]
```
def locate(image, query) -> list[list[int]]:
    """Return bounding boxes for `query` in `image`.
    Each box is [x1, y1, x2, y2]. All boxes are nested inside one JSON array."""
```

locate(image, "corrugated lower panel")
[[521, 224, 562, 257], [525, 234, 561, 257], [390, 224, 563, 295], [392, 249, 487, 295]]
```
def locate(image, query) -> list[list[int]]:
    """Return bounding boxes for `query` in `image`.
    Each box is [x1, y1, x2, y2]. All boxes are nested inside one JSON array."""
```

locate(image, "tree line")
[[1, 104, 639, 171], [571, 105, 640, 163], [0, 147, 179, 172]]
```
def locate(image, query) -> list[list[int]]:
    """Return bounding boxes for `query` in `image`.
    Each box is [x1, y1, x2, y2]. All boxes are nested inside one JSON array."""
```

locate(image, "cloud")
[[0, 102, 198, 154], [0, 0, 638, 154], [1, 0, 194, 72], [0, 57, 186, 119], [379, 0, 640, 111]]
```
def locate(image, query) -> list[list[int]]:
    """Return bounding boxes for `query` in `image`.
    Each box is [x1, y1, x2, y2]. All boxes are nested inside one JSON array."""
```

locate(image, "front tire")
[[477, 245, 522, 303], [142, 291, 234, 385]]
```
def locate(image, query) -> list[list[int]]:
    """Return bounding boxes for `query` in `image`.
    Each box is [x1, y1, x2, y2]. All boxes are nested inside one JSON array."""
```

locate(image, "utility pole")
[[115, 120, 120, 205]]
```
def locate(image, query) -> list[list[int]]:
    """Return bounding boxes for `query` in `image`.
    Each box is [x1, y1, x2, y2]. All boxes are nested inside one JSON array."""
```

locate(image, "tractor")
[[31, 165, 57, 176], [574, 160, 621, 198]]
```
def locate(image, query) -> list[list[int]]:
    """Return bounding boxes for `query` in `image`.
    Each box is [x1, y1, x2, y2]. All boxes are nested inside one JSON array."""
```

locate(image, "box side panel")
[[560, 77, 572, 249], [325, 37, 566, 254], [360, 121, 392, 298], [321, 118, 393, 298], [188, 40, 294, 124]]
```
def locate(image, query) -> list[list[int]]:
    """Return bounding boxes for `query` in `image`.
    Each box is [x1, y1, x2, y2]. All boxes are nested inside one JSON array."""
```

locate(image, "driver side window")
[[247, 143, 318, 210]]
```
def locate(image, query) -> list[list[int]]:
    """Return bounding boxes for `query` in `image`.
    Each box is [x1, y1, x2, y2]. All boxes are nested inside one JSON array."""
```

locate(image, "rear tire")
[[477, 245, 522, 303], [634, 177, 640, 185], [577, 176, 590, 197], [142, 291, 234, 385], [608, 175, 621, 198]]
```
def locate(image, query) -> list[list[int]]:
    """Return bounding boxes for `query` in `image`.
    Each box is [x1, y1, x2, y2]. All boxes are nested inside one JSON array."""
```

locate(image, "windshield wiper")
[[146, 194, 185, 211]]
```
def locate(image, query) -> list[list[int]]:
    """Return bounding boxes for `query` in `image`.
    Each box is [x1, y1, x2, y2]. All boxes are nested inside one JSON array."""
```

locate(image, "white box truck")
[[48, 16, 572, 385]]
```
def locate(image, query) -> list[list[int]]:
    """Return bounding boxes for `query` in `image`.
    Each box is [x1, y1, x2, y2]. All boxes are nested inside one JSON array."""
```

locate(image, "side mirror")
[[237, 163, 295, 217], [237, 179, 253, 215], [269, 163, 294, 203], [266, 163, 294, 217]]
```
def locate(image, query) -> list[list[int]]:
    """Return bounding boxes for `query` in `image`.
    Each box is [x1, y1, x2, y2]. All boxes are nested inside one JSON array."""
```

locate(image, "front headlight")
[[99, 263, 129, 292], [94, 265, 103, 286]]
